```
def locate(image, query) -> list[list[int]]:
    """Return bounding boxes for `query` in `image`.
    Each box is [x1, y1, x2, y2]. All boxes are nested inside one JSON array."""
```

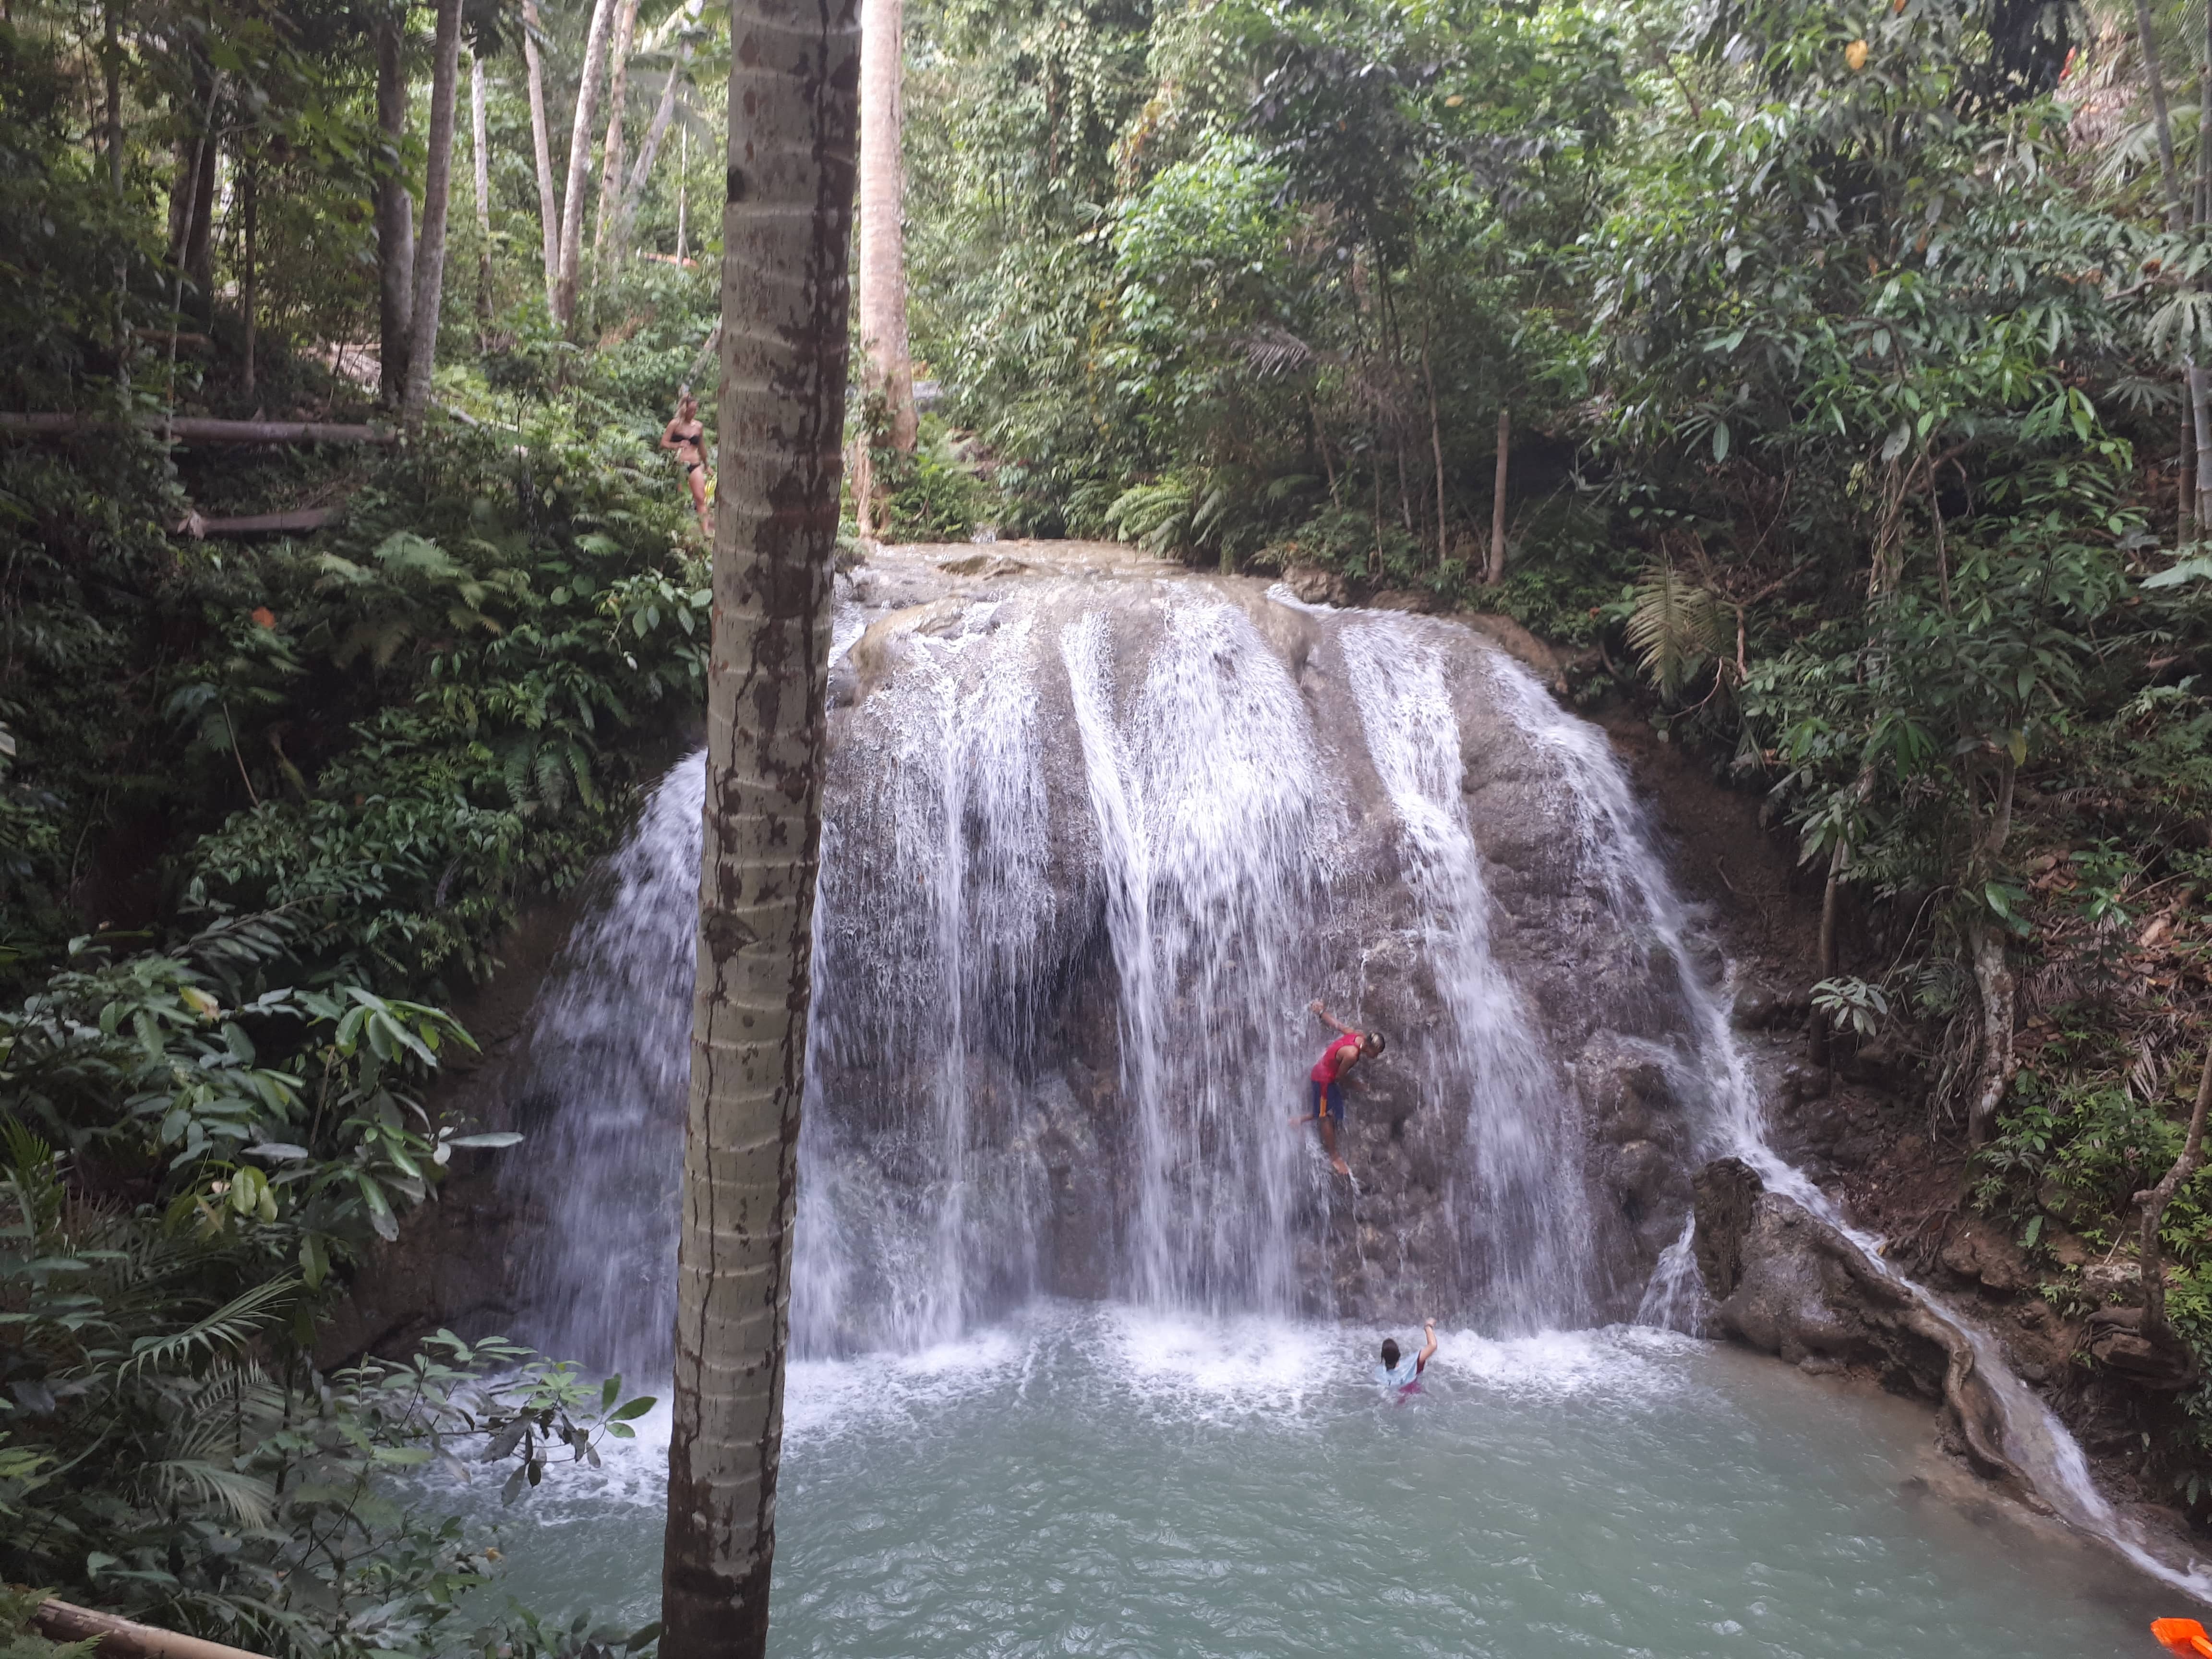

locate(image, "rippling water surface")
[[445, 1307, 2167, 1658]]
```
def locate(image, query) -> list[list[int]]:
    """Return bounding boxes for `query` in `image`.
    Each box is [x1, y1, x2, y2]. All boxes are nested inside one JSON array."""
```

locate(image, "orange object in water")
[[2152, 1618, 2212, 1656]]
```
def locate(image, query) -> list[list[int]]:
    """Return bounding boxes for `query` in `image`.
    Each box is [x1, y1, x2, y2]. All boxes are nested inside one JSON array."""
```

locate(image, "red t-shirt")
[[1311, 1033, 1359, 1084]]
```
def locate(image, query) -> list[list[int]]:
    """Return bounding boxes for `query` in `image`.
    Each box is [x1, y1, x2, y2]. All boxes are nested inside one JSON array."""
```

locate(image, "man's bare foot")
[[1331, 1157, 1351, 1177]]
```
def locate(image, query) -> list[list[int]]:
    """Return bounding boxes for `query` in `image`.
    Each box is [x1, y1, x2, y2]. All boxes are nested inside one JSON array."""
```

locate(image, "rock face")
[[1692, 1158, 2039, 1499]]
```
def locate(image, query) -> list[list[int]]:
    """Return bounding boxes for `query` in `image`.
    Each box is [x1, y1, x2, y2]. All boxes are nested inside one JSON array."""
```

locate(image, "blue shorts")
[[1310, 1078, 1345, 1121]]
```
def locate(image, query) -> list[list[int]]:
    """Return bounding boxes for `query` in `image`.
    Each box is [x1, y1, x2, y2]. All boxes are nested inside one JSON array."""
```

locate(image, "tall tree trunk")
[[591, 0, 643, 257], [522, 0, 562, 311], [472, 50, 494, 333], [183, 120, 216, 323], [401, 0, 464, 431], [610, 40, 691, 257], [857, 0, 916, 453], [658, 2, 859, 1655], [553, 0, 620, 325], [376, 7, 416, 406], [1485, 407, 1510, 585], [2194, 365, 2212, 531]]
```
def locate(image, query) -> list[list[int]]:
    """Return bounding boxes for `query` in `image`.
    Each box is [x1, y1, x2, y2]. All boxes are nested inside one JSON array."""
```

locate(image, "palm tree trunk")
[[401, 0, 464, 430], [521, 0, 562, 312], [591, 0, 642, 257], [375, 9, 415, 405], [658, 0, 860, 1653], [857, 0, 916, 453], [554, 0, 620, 325], [471, 50, 494, 332]]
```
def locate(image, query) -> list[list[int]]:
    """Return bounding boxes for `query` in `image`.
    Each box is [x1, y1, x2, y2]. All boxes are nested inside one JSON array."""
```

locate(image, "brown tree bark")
[[401, 0, 465, 430], [857, 0, 916, 453], [553, 0, 620, 325], [591, 0, 643, 257], [658, 0, 859, 1654], [375, 7, 416, 405], [522, 0, 563, 311]]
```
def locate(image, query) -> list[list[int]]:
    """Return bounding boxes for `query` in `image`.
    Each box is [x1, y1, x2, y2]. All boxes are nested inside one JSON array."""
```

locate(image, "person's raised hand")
[[1309, 999, 1324, 1015]]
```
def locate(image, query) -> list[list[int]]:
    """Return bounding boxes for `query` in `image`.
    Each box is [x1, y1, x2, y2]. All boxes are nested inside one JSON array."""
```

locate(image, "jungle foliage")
[[0, 0, 718, 1634]]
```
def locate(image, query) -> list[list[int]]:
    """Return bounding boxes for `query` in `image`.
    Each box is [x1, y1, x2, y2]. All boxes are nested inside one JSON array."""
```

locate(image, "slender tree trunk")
[[591, 0, 643, 257], [659, 1, 859, 1653], [1964, 757, 2020, 1148], [522, 0, 562, 311], [376, 7, 416, 405], [1485, 407, 1510, 585], [1420, 316, 1446, 566], [677, 123, 688, 259], [401, 0, 464, 431], [241, 160, 257, 394], [2136, 0, 2188, 231], [2183, 402, 2195, 546], [2137, 1044, 2212, 1341], [2199, 5, 2212, 228], [472, 50, 494, 334], [611, 41, 691, 256], [857, 0, 916, 455], [553, 0, 620, 325], [102, 0, 123, 194], [2193, 364, 2212, 532], [183, 120, 216, 323]]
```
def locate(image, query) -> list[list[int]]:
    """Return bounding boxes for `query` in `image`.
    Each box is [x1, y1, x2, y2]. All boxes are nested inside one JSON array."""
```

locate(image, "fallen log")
[[0, 413, 397, 446], [178, 507, 342, 539], [33, 1598, 272, 1659]]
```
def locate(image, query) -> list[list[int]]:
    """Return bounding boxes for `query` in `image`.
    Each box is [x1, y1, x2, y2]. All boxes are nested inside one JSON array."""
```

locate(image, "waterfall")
[[1061, 601, 1322, 1314], [510, 754, 700, 1377], [494, 548, 2212, 1596], [1339, 619, 1593, 1332]]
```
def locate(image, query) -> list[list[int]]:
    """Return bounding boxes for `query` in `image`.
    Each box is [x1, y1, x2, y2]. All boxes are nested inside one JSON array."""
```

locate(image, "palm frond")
[[1625, 562, 1731, 701], [123, 1275, 301, 1378]]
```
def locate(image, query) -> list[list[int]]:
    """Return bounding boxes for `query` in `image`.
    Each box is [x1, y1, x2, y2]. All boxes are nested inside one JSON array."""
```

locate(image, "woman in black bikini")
[[660, 390, 711, 535]]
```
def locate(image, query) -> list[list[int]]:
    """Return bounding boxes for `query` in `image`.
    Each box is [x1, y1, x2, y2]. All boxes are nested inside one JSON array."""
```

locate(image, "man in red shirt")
[[1292, 999, 1385, 1175]]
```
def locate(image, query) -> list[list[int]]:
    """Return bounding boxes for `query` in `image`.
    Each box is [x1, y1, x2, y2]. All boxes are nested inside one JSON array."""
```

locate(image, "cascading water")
[[1339, 619, 1592, 1331], [498, 544, 2209, 1602], [1062, 600, 1324, 1315]]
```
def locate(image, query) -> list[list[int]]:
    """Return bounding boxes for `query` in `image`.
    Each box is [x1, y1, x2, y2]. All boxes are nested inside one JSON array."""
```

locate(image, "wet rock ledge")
[[1691, 1157, 2037, 1503]]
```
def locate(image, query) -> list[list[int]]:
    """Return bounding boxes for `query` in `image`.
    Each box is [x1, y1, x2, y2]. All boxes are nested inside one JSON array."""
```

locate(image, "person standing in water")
[[1293, 999, 1384, 1175], [1377, 1320, 1438, 1393], [660, 389, 712, 536]]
